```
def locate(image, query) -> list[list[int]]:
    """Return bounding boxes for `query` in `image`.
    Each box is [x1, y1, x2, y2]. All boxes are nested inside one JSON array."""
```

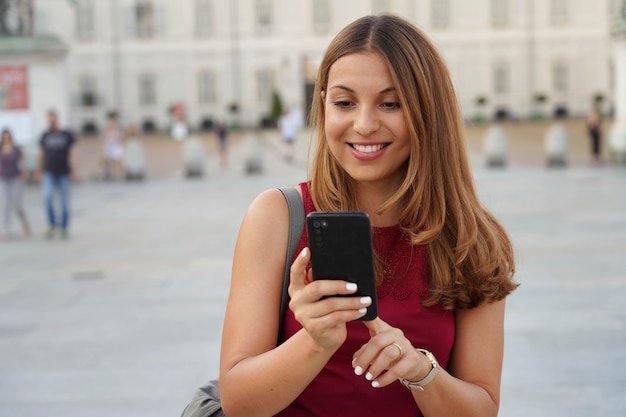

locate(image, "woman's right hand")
[[287, 247, 373, 350]]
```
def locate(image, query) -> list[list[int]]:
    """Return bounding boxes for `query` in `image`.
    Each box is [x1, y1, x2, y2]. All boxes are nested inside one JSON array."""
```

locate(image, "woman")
[[101, 113, 124, 180], [1, 128, 31, 239], [219, 15, 518, 417]]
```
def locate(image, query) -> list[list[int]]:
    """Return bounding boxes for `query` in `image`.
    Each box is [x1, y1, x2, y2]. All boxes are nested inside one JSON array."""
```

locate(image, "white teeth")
[[353, 144, 384, 153]]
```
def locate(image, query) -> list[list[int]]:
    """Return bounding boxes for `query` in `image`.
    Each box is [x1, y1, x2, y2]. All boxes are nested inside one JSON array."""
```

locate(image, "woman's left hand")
[[352, 318, 429, 388]]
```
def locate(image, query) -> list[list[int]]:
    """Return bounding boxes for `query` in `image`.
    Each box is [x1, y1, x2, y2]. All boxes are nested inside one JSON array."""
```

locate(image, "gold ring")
[[391, 343, 403, 358]]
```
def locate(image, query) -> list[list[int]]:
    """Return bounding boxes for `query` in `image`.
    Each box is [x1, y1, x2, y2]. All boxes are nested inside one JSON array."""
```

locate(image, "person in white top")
[[101, 113, 124, 180], [278, 108, 302, 162]]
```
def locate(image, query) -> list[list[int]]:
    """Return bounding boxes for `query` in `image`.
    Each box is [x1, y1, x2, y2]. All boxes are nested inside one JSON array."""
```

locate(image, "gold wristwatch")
[[399, 348, 440, 391]]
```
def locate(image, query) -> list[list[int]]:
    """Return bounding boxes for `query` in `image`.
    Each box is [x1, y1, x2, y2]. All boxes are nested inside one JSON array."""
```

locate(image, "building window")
[[75, 0, 95, 39], [138, 73, 157, 106], [493, 63, 509, 94], [432, 0, 450, 28], [550, 0, 568, 24], [135, 0, 155, 38], [195, 0, 213, 37], [491, 0, 509, 26], [312, 0, 330, 33], [257, 69, 274, 104], [372, 0, 390, 14], [552, 61, 568, 93], [198, 71, 216, 104], [255, 0, 272, 35], [78, 75, 97, 107]]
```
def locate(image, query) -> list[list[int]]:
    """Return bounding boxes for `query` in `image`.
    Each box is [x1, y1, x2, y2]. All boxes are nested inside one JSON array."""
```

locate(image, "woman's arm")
[[219, 188, 370, 417], [356, 299, 506, 417], [413, 299, 506, 417]]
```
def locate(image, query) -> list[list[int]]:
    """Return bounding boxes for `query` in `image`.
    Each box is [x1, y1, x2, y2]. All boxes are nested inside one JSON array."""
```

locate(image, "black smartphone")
[[306, 212, 378, 321]]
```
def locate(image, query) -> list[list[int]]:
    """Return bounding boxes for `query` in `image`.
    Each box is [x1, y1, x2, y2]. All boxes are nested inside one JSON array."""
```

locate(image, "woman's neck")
[[353, 180, 404, 228]]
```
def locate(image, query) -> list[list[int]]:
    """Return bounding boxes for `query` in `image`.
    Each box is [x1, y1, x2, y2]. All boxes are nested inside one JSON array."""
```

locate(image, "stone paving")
[[0, 125, 625, 417]]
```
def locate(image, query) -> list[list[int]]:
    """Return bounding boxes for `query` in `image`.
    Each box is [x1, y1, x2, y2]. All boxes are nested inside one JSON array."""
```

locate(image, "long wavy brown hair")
[[308, 15, 518, 310]]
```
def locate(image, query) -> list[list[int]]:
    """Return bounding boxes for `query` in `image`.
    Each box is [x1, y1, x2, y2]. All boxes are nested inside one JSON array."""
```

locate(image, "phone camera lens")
[[313, 221, 321, 228]]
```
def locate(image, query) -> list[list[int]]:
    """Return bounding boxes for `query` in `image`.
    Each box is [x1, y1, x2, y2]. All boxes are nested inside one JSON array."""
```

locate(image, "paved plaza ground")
[[0, 120, 625, 416]]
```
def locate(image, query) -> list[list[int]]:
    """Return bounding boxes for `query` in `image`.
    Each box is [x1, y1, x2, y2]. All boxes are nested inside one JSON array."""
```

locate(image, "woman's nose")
[[353, 106, 380, 136]]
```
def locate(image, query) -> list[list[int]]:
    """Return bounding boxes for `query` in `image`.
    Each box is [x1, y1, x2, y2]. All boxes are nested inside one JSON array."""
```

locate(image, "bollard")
[[608, 121, 626, 165], [123, 138, 146, 180], [243, 133, 264, 175], [182, 136, 206, 178], [483, 124, 507, 167], [544, 123, 568, 167]]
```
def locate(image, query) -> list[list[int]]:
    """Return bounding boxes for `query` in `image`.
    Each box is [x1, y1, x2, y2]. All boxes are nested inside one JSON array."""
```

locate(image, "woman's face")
[[323, 51, 411, 188]]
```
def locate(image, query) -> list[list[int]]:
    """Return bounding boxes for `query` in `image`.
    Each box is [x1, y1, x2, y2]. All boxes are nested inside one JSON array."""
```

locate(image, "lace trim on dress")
[[373, 225, 431, 300]]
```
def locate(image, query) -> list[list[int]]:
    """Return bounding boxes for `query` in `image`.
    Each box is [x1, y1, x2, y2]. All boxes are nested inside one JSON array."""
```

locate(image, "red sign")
[[0, 66, 29, 110]]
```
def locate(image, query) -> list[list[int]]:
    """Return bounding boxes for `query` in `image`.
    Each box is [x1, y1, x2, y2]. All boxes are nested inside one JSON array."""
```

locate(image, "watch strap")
[[399, 348, 440, 391]]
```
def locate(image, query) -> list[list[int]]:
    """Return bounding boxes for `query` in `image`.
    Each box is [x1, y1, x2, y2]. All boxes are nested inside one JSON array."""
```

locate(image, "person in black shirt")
[[35, 110, 78, 239]]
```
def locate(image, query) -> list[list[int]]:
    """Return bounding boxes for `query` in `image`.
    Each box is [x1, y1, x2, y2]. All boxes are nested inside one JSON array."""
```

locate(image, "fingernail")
[[346, 283, 357, 291], [358, 307, 367, 314], [354, 366, 363, 376], [300, 248, 308, 257], [372, 380, 380, 388], [366, 372, 373, 381], [360, 296, 371, 305]]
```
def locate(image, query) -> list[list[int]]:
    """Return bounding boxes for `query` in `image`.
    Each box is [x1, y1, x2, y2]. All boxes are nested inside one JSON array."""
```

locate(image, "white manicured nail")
[[360, 296, 371, 305], [354, 366, 364, 376], [346, 283, 357, 291]]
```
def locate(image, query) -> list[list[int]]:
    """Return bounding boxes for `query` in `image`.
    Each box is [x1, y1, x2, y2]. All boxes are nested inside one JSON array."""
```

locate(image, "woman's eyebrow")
[[328, 85, 396, 94], [328, 84, 355, 93]]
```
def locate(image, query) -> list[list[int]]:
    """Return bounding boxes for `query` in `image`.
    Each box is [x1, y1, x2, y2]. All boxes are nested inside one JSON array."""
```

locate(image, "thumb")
[[289, 247, 310, 293]]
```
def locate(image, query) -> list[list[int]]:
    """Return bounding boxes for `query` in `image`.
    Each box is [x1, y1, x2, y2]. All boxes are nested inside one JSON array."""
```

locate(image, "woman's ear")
[[320, 90, 326, 106]]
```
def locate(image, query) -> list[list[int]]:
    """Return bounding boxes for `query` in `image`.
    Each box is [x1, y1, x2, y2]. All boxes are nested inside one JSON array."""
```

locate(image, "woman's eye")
[[333, 100, 352, 108], [382, 101, 401, 110]]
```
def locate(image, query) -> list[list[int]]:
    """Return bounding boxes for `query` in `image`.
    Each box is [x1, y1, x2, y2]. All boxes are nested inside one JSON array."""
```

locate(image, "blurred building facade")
[[3, 0, 624, 135]]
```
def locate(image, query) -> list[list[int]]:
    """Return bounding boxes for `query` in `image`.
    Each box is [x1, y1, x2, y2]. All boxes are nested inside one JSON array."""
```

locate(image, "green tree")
[[270, 90, 284, 125]]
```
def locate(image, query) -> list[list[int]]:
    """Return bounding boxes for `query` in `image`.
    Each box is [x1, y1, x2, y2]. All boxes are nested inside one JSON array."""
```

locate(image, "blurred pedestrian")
[[216, 121, 228, 169], [101, 112, 124, 180], [586, 103, 603, 164], [0, 128, 31, 239], [35, 110, 78, 239], [278, 108, 301, 162], [171, 102, 189, 141]]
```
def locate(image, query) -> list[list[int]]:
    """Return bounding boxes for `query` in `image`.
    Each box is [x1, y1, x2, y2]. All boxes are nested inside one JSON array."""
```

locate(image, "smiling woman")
[[321, 51, 411, 192], [213, 14, 519, 417]]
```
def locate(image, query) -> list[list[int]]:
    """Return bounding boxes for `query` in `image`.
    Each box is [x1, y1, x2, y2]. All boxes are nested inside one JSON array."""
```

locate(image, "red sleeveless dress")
[[275, 182, 455, 417]]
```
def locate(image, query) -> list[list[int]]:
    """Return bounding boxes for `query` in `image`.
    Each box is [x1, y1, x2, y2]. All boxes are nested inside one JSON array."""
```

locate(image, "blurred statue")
[[0, 0, 33, 36]]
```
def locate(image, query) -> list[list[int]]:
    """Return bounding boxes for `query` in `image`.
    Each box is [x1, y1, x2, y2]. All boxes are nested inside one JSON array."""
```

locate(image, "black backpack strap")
[[277, 187, 305, 345]]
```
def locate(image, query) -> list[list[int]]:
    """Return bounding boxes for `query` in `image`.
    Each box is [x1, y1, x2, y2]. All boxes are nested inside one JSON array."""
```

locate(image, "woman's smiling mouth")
[[349, 143, 390, 153]]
